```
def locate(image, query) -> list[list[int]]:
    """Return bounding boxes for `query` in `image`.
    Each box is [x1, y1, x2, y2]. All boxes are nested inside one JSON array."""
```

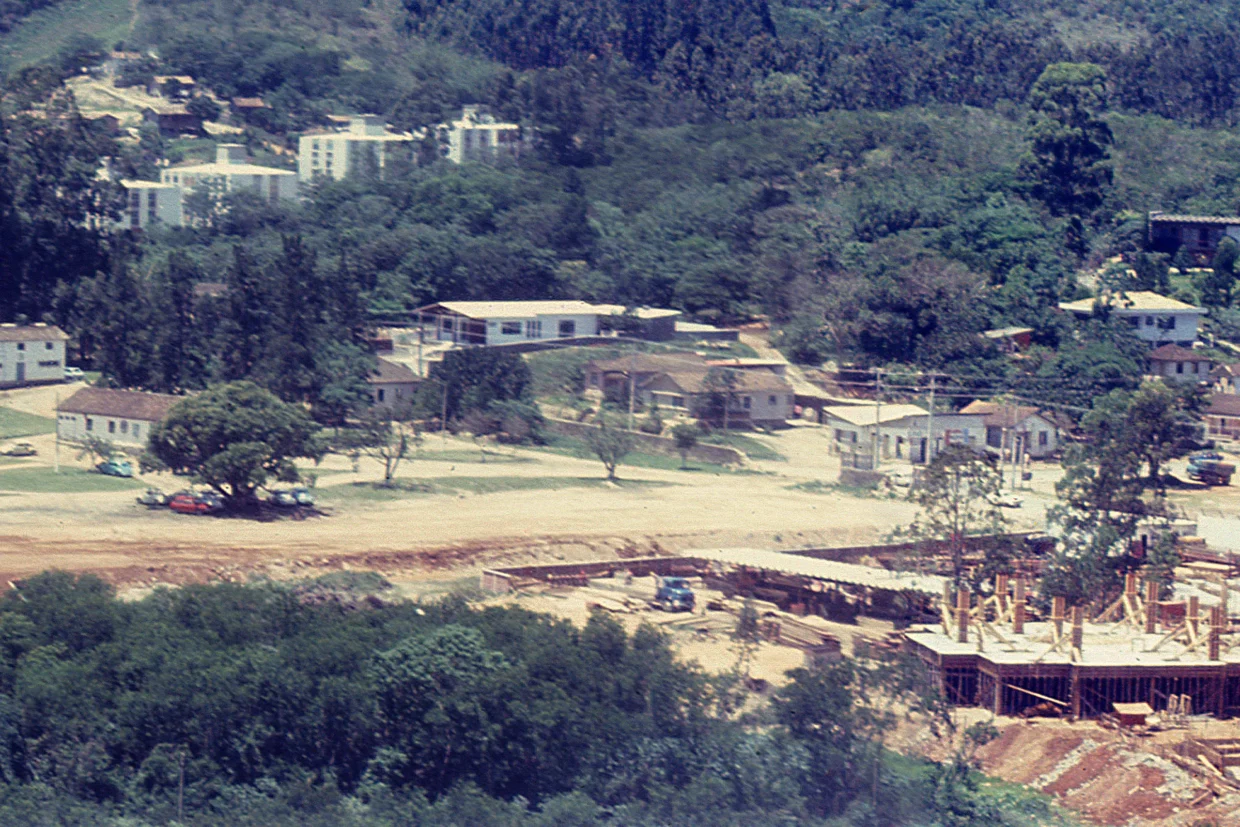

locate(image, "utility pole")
[[925, 374, 935, 465], [416, 309, 424, 377], [440, 379, 448, 443], [53, 390, 59, 474], [628, 347, 636, 431], [872, 368, 883, 470]]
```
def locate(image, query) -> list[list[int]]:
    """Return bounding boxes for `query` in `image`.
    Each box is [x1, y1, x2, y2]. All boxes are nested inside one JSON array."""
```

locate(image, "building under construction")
[[907, 573, 1240, 719]]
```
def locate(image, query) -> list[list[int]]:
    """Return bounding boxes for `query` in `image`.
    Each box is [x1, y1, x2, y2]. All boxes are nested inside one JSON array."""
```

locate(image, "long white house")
[[0, 324, 69, 387], [1058, 290, 1205, 348], [822, 403, 985, 464], [56, 387, 182, 448], [418, 300, 622, 346]]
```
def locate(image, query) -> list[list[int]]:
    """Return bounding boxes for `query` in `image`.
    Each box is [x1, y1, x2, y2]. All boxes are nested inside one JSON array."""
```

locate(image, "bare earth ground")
[[9, 382, 1240, 825]]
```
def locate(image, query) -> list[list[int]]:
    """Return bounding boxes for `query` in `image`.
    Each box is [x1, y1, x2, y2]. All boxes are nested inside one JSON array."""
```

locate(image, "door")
[[15, 363, 24, 383]]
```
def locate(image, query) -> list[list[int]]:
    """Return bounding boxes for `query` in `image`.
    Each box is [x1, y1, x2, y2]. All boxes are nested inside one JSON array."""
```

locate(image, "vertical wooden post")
[[1071, 605, 1084, 659], [942, 581, 953, 635], [1189, 595, 1200, 638], [1070, 669, 1081, 719], [1052, 596, 1065, 640], [1209, 605, 1222, 662], [1220, 577, 1230, 630], [1013, 577, 1026, 635], [957, 586, 970, 644], [993, 670, 1004, 716], [996, 573, 1010, 616], [1125, 572, 1138, 597], [1145, 580, 1159, 634]]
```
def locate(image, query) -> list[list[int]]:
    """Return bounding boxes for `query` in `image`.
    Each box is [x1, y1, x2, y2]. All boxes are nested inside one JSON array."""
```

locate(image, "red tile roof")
[[1149, 344, 1207, 362], [57, 388, 183, 422]]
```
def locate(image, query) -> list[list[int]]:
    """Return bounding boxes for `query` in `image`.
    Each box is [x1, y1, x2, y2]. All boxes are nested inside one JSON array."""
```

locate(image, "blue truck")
[[654, 576, 696, 612]]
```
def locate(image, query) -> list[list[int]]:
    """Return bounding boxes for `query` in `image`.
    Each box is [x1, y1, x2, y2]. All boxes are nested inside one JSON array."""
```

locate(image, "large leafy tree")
[[146, 381, 323, 508]]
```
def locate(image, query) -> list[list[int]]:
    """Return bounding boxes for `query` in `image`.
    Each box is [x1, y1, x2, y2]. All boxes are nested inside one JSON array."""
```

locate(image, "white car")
[[63, 366, 84, 381], [989, 492, 1023, 508]]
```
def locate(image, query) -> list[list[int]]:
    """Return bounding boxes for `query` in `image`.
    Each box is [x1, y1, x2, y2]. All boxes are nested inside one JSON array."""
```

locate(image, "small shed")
[[1112, 702, 1154, 727]]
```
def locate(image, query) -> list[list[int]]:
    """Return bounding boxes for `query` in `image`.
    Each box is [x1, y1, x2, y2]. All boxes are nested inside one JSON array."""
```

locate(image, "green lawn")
[[533, 434, 742, 474], [0, 466, 146, 493], [0, 407, 55, 439], [0, 0, 131, 73], [319, 474, 669, 503]]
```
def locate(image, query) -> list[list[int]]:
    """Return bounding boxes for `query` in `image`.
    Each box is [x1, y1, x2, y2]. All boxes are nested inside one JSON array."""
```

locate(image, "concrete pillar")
[[1052, 596, 1065, 639], [1070, 669, 1081, 719], [996, 573, 1009, 615], [1013, 577, 1026, 635], [1220, 578, 1230, 630], [1210, 606, 1222, 662], [1189, 595, 1200, 638], [1125, 571, 1138, 597], [956, 586, 970, 644], [942, 581, 953, 633], [1071, 605, 1084, 655], [1145, 580, 1159, 634]]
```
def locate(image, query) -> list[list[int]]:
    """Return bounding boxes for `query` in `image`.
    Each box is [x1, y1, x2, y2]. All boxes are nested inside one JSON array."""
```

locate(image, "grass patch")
[[0, 0, 131, 73], [0, 466, 146, 493], [413, 449, 533, 464], [701, 432, 786, 461], [534, 434, 741, 474], [0, 407, 55, 439], [320, 474, 669, 502]]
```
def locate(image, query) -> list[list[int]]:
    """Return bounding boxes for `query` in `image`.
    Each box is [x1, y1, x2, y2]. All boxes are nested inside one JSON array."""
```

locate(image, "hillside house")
[[585, 353, 710, 401], [639, 369, 795, 427], [297, 115, 416, 182], [142, 105, 202, 137], [1058, 291, 1205, 348], [983, 326, 1034, 354], [56, 388, 182, 448], [368, 358, 420, 409], [959, 400, 1061, 459], [148, 75, 195, 100], [1204, 394, 1240, 442], [822, 404, 985, 464], [437, 106, 522, 164], [1147, 344, 1212, 385], [117, 180, 183, 230], [418, 300, 609, 345], [0, 324, 69, 387], [162, 144, 298, 207], [1213, 362, 1240, 395], [1148, 212, 1240, 264]]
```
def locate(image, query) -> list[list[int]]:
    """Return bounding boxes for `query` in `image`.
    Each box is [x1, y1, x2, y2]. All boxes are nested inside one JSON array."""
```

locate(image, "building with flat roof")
[[1058, 290, 1206, 348], [117, 180, 182, 230], [436, 105, 522, 165], [297, 115, 416, 182], [162, 144, 298, 206]]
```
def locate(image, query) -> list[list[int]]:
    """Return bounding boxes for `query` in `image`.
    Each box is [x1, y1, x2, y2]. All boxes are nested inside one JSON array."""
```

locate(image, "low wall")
[[544, 418, 745, 465]]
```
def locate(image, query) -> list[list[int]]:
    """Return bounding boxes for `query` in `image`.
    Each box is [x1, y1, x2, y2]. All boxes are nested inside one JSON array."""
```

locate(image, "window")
[[108, 420, 115, 434], [132, 425, 139, 439], [501, 321, 522, 335], [743, 396, 751, 409], [768, 395, 777, 405], [1127, 318, 1140, 328], [1145, 316, 1154, 326], [558, 319, 576, 337], [1039, 431, 1048, 447], [16, 343, 23, 351], [672, 396, 685, 408], [120, 421, 128, 434], [45, 342, 53, 350], [377, 389, 385, 402], [526, 320, 542, 338], [1177, 362, 1184, 374], [85, 417, 93, 431]]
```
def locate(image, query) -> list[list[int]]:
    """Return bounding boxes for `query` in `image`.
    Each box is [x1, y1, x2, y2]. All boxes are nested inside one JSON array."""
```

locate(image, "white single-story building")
[[958, 400, 1061, 459], [640, 369, 795, 427], [417, 300, 608, 345], [0, 324, 69, 387], [1058, 290, 1205, 348], [822, 404, 985, 464], [56, 387, 182, 448], [368, 357, 420, 409]]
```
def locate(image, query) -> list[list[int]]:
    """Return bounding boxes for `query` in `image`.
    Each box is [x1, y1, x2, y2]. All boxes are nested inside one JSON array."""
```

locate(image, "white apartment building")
[[1058, 290, 1206, 348], [117, 180, 183, 230], [161, 144, 298, 205], [437, 106, 522, 165], [0, 324, 69, 387], [297, 115, 416, 182]]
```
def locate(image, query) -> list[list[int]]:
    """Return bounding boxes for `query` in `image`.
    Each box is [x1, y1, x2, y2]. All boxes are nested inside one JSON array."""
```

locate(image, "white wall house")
[[418, 301, 614, 346], [56, 387, 182, 448], [641, 369, 795, 427], [0, 324, 69, 387], [823, 404, 985, 464], [117, 180, 183, 230], [959, 400, 1060, 459], [298, 116, 416, 182], [162, 144, 298, 206], [1147, 344, 1212, 385], [1058, 291, 1205, 348], [368, 357, 421, 409], [437, 106, 522, 165]]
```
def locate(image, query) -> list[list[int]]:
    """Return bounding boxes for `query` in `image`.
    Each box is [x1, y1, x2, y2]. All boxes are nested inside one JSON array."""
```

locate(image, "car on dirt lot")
[[268, 489, 299, 507], [290, 486, 315, 506], [169, 491, 223, 515], [988, 492, 1023, 508], [96, 458, 134, 477], [63, 366, 85, 381], [136, 488, 169, 508], [2, 442, 37, 457]]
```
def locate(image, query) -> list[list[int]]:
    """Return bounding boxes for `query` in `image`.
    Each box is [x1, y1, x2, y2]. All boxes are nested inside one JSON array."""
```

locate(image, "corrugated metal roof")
[[420, 300, 606, 318], [689, 547, 948, 596], [821, 403, 930, 427], [1149, 213, 1240, 225], [1059, 291, 1204, 313]]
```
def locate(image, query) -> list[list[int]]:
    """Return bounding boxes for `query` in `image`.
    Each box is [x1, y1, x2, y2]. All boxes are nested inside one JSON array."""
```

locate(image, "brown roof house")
[[584, 352, 710, 403], [640, 368, 795, 428], [142, 105, 203, 137], [1213, 362, 1240, 395], [0, 323, 70, 388], [56, 388, 182, 449], [959, 400, 1062, 459], [368, 357, 420, 410], [1204, 394, 1240, 442], [1148, 344, 1212, 385]]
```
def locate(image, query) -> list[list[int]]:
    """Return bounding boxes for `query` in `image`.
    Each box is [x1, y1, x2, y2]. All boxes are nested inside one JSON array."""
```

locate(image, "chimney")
[[1145, 579, 1159, 634], [956, 586, 970, 644], [1013, 577, 1026, 635]]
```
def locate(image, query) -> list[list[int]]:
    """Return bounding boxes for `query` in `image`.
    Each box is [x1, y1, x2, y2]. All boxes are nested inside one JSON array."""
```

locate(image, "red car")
[[168, 491, 223, 515]]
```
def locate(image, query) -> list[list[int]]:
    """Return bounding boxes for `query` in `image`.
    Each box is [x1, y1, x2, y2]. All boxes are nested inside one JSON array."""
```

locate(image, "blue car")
[[97, 458, 134, 477]]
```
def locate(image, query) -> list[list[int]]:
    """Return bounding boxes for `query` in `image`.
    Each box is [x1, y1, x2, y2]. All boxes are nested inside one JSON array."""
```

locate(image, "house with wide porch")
[[1058, 291, 1205, 348], [640, 369, 795, 428], [1148, 212, 1240, 265]]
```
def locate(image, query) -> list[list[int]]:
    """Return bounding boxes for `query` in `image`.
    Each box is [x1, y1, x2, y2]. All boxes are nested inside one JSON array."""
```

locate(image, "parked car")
[[988, 492, 1023, 508], [96, 458, 134, 477], [268, 489, 299, 507], [1, 442, 37, 457], [136, 488, 169, 508], [63, 366, 85, 381], [1190, 451, 1224, 464], [169, 491, 223, 515], [290, 486, 315, 506]]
